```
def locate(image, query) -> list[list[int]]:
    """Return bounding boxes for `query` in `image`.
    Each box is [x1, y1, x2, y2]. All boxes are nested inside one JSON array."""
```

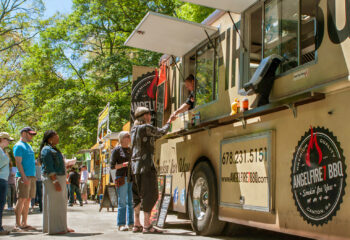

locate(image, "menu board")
[[150, 176, 165, 224], [157, 195, 171, 228]]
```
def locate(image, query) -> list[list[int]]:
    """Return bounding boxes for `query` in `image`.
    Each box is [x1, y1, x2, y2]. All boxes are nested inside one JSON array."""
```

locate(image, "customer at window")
[[40, 130, 74, 234], [110, 131, 134, 231], [0, 132, 14, 235], [130, 107, 175, 234], [171, 74, 195, 117]]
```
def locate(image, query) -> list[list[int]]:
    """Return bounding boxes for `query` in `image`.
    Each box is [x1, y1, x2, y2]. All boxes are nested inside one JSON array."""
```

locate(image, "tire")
[[187, 161, 226, 236]]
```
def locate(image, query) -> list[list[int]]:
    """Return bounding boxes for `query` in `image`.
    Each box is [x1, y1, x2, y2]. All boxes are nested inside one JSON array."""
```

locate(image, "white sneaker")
[[118, 225, 129, 231]]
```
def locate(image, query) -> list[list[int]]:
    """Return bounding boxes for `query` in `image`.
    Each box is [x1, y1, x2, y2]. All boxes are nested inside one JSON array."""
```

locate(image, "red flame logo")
[[147, 69, 158, 99], [305, 127, 323, 167]]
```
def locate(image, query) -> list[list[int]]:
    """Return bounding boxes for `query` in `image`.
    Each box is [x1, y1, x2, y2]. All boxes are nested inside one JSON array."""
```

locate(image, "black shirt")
[[68, 171, 80, 187], [110, 146, 131, 177], [185, 91, 194, 110], [130, 123, 170, 175]]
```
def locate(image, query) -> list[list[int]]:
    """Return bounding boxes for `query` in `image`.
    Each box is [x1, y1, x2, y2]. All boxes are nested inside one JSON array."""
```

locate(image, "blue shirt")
[[41, 145, 66, 176], [13, 141, 36, 177], [0, 148, 9, 180]]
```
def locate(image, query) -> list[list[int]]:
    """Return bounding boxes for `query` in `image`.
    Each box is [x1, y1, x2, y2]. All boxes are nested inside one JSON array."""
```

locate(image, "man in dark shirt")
[[171, 74, 195, 117], [68, 168, 83, 207]]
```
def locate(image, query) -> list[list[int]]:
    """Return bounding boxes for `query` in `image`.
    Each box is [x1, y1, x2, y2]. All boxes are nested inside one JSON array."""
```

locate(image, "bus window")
[[195, 41, 218, 106], [301, 0, 316, 64], [242, 3, 263, 88], [241, 0, 317, 88], [263, 0, 316, 72]]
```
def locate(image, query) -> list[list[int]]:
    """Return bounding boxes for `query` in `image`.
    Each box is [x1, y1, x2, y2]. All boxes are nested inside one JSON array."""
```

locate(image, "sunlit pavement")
[[2, 202, 311, 239]]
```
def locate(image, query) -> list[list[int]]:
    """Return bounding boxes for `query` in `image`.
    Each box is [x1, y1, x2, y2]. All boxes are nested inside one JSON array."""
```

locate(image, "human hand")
[[54, 182, 62, 192], [22, 176, 29, 185], [122, 162, 129, 167]]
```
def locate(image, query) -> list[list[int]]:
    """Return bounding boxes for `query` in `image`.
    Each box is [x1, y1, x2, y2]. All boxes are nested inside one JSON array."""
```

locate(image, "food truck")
[[125, 0, 350, 239], [89, 103, 119, 197]]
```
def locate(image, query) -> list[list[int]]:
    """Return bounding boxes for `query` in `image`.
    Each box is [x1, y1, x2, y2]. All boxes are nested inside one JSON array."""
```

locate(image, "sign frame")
[[219, 130, 274, 212], [97, 103, 110, 142]]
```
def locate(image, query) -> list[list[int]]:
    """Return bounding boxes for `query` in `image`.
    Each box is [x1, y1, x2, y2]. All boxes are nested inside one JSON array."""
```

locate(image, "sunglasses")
[[25, 132, 36, 136]]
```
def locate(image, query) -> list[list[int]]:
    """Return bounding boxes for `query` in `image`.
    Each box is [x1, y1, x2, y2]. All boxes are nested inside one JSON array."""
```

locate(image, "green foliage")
[[0, 0, 214, 156], [176, 2, 214, 23]]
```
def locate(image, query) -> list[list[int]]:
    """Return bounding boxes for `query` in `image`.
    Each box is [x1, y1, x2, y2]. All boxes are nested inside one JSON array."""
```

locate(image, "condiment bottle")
[[242, 98, 249, 112], [230, 98, 240, 115]]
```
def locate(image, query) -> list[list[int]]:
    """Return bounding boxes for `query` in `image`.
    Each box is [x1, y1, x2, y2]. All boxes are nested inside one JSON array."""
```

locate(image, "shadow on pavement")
[[54, 232, 103, 237], [164, 221, 192, 230]]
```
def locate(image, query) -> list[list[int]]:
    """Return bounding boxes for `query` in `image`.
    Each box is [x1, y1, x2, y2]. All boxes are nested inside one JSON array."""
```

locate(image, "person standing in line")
[[13, 127, 37, 230], [40, 130, 74, 234], [110, 131, 134, 231], [68, 167, 83, 207], [80, 165, 88, 204], [0, 132, 14, 235], [7, 160, 16, 211], [130, 107, 175, 234]]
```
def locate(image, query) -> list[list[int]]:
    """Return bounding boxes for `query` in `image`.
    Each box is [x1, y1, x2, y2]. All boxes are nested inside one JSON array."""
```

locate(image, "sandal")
[[132, 225, 143, 233], [143, 225, 163, 234], [20, 225, 37, 231]]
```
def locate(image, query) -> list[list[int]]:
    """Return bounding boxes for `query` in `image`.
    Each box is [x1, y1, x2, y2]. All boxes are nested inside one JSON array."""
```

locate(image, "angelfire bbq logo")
[[291, 127, 346, 226]]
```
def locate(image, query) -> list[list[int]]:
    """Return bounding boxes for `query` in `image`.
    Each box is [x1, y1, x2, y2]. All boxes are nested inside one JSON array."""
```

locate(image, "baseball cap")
[[0, 132, 14, 141], [20, 127, 37, 135]]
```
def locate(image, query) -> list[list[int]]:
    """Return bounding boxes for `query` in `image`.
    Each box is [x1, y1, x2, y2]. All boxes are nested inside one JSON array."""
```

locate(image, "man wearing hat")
[[0, 132, 14, 235], [13, 127, 37, 230]]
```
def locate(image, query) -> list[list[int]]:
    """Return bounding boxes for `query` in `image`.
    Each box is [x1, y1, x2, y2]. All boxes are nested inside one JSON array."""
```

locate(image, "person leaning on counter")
[[171, 74, 195, 118]]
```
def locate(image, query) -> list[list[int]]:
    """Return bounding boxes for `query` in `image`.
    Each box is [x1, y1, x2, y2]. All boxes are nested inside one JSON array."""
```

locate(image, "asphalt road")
[[2, 202, 311, 239]]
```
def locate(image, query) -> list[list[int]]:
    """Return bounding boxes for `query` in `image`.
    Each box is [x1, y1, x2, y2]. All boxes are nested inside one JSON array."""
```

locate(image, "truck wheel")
[[188, 161, 225, 236]]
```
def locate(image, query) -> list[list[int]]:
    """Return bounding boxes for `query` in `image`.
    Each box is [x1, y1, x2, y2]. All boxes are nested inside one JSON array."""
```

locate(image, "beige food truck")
[[125, 0, 350, 239]]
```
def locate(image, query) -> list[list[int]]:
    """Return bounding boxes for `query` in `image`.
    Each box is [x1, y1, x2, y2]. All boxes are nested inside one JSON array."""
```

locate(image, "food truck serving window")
[[195, 37, 221, 106], [241, 0, 317, 87]]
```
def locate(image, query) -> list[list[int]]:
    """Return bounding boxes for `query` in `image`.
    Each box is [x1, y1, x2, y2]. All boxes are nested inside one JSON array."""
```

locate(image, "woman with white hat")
[[0, 132, 14, 235]]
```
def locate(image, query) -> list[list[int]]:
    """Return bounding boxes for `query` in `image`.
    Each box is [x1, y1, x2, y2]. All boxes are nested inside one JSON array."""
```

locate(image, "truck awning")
[[124, 11, 218, 57], [181, 0, 258, 13]]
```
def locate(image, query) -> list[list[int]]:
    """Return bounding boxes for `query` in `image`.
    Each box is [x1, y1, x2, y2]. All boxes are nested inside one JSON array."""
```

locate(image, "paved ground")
[[2, 202, 311, 239]]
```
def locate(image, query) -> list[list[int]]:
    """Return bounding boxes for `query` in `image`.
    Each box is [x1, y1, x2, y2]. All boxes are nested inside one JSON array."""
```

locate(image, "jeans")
[[6, 183, 16, 208], [116, 177, 134, 226], [31, 181, 43, 211], [0, 179, 8, 230], [69, 184, 82, 204]]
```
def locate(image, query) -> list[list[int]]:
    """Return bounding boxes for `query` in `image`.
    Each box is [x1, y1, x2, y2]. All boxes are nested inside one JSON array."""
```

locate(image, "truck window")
[[241, 0, 317, 88], [195, 40, 219, 106]]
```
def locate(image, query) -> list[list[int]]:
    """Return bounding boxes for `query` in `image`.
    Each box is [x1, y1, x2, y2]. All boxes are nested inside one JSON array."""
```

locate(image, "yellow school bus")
[[125, 0, 350, 239]]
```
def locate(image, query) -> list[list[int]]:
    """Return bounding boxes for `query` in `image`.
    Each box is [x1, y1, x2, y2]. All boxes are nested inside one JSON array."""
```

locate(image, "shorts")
[[80, 182, 88, 194], [132, 169, 158, 212], [17, 176, 36, 199]]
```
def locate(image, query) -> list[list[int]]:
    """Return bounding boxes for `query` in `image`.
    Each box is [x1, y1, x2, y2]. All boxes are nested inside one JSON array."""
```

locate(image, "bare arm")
[[115, 162, 128, 170], [173, 103, 190, 117], [15, 156, 28, 184]]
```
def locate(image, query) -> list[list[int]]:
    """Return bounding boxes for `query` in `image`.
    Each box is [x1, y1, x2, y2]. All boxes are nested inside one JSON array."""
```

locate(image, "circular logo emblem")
[[131, 72, 156, 124], [291, 127, 346, 226]]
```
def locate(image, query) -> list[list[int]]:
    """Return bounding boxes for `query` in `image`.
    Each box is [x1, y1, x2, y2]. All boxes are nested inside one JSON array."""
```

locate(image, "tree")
[[0, 0, 214, 156]]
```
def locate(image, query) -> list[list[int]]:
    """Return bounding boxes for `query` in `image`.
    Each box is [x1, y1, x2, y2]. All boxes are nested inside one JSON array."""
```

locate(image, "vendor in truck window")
[[171, 74, 195, 117]]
